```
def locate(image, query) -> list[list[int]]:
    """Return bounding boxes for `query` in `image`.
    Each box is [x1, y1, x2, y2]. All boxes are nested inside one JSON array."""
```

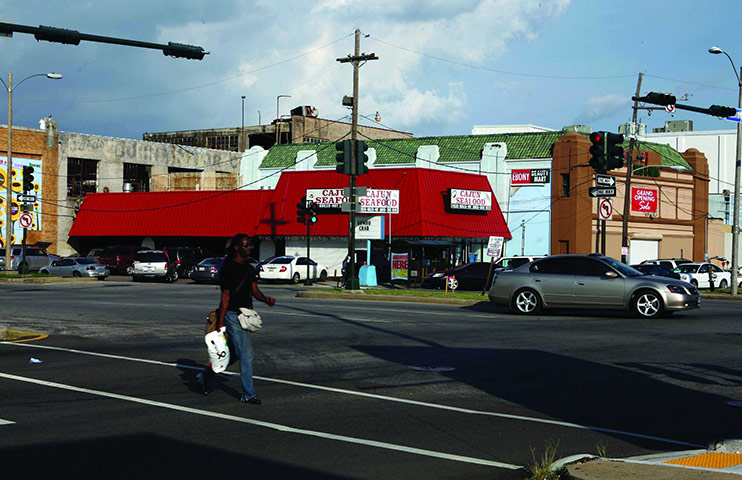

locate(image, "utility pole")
[[337, 29, 378, 290], [520, 219, 525, 255], [621, 73, 643, 263]]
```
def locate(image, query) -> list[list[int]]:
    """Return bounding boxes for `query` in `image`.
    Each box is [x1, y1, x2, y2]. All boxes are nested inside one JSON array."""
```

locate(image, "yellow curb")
[[2, 329, 48, 343]]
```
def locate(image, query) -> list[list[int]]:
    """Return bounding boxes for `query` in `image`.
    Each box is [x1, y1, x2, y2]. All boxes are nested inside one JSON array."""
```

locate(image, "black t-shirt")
[[219, 258, 257, 311]]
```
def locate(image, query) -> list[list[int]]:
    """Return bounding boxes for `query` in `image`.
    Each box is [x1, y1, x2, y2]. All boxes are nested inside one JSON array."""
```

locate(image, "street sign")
[[598, 198, 613, 220], [595, 174, 615, 187], [486, 236, 504, 258], [16, 193, 37, 203], [343, 186, 368, 197], [341, 201, 360, 213], [727, 108, 741, 123], [19, 212, 33, 229], [589, 186, 616, 198]]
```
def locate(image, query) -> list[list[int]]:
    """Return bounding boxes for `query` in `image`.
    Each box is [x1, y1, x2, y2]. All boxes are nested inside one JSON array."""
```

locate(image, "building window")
[[206, 135, 239, 151], [303, 137, 323, 144], [67, 157, 99, 197], [561, 173, 570, 197], [123, 163, 151, 192], [168, 167, 202, 191]]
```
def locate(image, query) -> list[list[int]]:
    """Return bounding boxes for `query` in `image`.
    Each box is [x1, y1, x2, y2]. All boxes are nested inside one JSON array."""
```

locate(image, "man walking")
[[198, 233, 275, 403]]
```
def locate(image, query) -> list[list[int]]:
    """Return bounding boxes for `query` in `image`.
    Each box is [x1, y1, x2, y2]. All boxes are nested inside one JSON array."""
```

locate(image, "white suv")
[[641, 258, 693, 270], [131, 250, 178, 283]]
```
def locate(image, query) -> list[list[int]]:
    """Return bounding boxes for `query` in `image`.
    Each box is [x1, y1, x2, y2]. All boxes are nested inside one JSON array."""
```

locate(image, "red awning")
[[69, 168, 511, 240]]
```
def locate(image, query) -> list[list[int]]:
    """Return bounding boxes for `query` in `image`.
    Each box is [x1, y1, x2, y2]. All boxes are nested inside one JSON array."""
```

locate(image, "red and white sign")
[[598, 198, 613, 220], [631, 187, 658, 212], [511, 168, 550, 185], [449, 188, 492, 211], [19, 212, 33, 228], [306, 188, 399, 213]]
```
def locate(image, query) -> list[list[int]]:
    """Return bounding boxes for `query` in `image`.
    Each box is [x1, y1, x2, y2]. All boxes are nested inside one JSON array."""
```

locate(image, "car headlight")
[[667, 284, 687, 295], [432, 273, 444, 278]]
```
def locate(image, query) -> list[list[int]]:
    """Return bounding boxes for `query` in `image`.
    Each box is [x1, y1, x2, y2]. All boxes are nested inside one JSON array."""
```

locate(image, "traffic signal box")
[[336, 140, 352, 175], [296, 196, 309, 224], [22, 166, 35, 192], [355, 140, 369, 175], [589, 132, 606, 172], [589, 132, 624, 173], [308, 202, 319, 224]]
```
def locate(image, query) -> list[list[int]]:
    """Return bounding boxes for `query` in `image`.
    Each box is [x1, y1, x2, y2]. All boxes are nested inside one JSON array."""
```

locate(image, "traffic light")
[[335, 140, 352, 175], [163, 42, 208, 60], [355, 140, 369, 175], [605, 133, 625, 170], [589, 132, 606, 173], [308, 201, 319, 224], [22, 166, 34, 192], [296, 196, 308, 224], [708, 105, 737, 118], [637, 92, 677, 106]]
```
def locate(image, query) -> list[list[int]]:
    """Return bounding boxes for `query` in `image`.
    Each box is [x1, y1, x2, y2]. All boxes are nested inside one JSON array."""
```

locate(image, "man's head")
[[228, 233, 252, 258]]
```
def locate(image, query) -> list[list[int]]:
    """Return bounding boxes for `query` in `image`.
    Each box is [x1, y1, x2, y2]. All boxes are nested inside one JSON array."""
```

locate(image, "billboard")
[[1, 157, 43, 247]]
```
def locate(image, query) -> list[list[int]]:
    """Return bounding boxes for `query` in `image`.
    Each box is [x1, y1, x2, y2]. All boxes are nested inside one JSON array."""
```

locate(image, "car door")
[[295, 257, 307, 280], [461, 263, 490, 290], [529, 257, 575, 307], [710, 264, 729, 286], [574, 257, 625, 307], [52, 258, 75, 276]]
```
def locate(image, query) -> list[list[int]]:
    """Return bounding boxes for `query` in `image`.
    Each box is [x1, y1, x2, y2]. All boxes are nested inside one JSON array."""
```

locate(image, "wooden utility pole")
[[336, 29, 378, 289], [621, 73, 643, 263]]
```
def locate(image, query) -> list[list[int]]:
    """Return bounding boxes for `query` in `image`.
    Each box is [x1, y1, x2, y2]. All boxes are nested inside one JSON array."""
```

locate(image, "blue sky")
[[1, 0, 740, 141]]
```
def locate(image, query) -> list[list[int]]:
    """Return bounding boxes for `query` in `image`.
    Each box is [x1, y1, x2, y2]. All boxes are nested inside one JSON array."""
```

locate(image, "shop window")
[[67, 157, 99, 197]]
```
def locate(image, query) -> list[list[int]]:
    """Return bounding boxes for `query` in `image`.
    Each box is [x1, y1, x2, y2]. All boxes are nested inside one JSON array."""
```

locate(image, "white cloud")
[[580, 94, 628, 122]]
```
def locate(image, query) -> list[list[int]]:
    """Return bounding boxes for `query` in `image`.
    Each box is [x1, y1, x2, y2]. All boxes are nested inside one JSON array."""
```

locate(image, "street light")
[[1, 72, 62, 272], [275, 94, 291, 146], [709, 45, 742, 294]]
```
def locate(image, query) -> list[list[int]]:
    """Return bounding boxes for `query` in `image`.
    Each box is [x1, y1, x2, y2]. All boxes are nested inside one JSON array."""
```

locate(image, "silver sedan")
[[488, 254, 700, 319], [40, 257, 110, 280]]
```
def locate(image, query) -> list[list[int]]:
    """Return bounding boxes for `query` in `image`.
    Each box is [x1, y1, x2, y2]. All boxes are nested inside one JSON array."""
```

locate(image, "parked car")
[[493, 255, 546, 272], [98, 245, 148, 274], [258, 256, 328, 283], [674, 262, 732, 289], [421, 262, 494, 290], [190, 257, 226, 284], [86, 248, 105, 260], [40, 257, 110, 280], [640, 258, 693, 270], [164, 246, 201, 278], [0, 245, 60, 271], [488, 254, 700, 319], [630, 263, 681, 280], [131, 250, 179, 282]]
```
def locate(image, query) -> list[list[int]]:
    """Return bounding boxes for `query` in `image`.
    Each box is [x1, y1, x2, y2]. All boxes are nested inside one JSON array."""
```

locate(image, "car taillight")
[[210, 267, 217, 273], [177, 258, 181, 265], [116, 255, 121, 263], [259, 265, 264, 272], [280, 266, 287, 272]]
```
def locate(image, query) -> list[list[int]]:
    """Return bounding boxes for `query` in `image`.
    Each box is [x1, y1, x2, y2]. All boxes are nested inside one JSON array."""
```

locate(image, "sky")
[[1, 0, 741, 141]]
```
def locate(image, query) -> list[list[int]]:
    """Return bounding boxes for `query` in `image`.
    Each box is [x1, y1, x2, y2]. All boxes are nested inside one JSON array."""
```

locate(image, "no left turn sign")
[[19, 213, 33, 229], [599, 198, 613, 221]]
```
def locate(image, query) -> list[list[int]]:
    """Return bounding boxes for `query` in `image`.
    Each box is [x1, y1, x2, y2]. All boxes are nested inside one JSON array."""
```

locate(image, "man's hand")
[[265, 297, 276, 307]]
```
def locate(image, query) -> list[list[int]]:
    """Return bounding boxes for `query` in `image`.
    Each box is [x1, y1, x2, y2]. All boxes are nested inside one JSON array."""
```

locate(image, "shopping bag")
[[205, 326, 230, 373], [238, 308, 262, 332]]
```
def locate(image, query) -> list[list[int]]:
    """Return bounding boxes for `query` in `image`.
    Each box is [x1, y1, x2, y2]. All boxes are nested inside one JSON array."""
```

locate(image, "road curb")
[[295, 290, 486, 305], [0, 276, 98, 284]]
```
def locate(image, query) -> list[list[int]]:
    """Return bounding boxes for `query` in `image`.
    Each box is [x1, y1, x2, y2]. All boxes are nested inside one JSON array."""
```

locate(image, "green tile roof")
[[260, 132, 690, 169]]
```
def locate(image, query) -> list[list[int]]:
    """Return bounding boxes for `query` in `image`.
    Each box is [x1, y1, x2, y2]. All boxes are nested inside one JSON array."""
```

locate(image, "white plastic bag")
[[238, 308, 262, 332], [205, 326, 230, 373]]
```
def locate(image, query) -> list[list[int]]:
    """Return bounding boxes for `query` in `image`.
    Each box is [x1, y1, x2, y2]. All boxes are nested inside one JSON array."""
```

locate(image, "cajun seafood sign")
[[306, 188, 400, 214]]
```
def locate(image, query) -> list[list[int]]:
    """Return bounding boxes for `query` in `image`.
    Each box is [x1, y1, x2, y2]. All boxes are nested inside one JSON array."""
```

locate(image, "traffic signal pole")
[[336, 29, 377, 290]]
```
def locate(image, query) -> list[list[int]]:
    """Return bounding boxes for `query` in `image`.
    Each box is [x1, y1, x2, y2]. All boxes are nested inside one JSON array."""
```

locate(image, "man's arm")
[[217, 289, 230, 329], [251, 282, 275, 307]]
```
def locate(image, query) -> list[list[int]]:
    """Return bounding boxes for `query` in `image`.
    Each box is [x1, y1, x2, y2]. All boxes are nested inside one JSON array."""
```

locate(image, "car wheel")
[[719, 279, 729, 289], [40, 270, 50, 275], [291, 273, 301, 284], [72, 271, 82, 278], [691, 279, 698, 288], [513, 288, 541, 314], [633, 290, 663, 319], [168, 270, 179, 283], [319, 270, 328, 282], [97, 277, 106, 281]]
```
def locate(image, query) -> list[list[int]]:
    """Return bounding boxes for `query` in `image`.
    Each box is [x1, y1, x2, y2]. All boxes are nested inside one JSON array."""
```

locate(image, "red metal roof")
[[69, 168, 511, 240]]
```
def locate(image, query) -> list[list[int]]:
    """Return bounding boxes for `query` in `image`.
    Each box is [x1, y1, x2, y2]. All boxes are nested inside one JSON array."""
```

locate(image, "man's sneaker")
[[196, 372, 211, 395], [240, 395, 261, 405]]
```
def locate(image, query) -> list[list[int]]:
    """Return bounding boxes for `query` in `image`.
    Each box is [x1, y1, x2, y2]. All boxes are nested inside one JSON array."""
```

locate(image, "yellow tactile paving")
[[665, 452, 742, 469]]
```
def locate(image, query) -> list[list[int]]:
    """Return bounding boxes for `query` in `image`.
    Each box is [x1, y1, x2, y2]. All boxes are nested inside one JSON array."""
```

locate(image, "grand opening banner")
[[391, 252, 408, 281]]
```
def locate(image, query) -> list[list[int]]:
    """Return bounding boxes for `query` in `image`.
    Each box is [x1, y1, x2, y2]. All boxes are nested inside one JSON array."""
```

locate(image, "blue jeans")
[[224, 310, 256, 400]]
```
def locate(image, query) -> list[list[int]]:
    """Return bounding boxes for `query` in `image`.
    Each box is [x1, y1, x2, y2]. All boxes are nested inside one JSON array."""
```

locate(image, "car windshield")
[[136, 252, 167, 262], [675, 265, 699, 273], [600, 256, 643, 277], [269, 257, 294, 264], [199, 258, 223, 265]]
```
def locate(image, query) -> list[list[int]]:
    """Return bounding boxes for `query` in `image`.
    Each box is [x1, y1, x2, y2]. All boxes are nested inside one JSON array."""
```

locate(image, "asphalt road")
[[2, 279, 742, 479]]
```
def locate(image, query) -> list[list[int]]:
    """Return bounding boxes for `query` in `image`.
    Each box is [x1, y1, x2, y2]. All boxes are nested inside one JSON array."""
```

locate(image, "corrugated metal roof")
[[69, 168, 511, 240]]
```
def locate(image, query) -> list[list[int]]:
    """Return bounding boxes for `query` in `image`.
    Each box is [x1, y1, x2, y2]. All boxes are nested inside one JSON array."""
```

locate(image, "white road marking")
[[0, 418, 15, 426], [0, 371, 520, 470], [1, 341, 703, 448]]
